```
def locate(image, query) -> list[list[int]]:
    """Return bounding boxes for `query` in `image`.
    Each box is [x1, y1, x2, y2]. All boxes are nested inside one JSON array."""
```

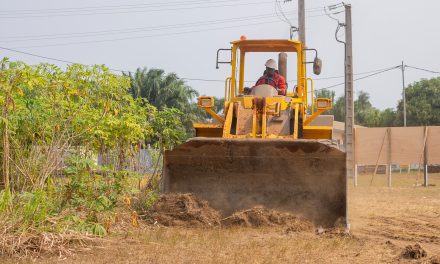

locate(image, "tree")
[[315, 89, 336, 102], [332, 96, 345, 122], [313, 77, 440, 128], [395, 77, 440, 126], [213, 97, 225, 114], [330, 91, 392, 127], [0, 59, 187, 191], [379, 108, 397, 127], [311, 89, 335, 115], [126, 68, 200, 135], [354, 91, 373, 125]]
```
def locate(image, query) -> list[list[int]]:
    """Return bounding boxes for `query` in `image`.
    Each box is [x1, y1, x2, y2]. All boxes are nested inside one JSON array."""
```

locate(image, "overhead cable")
[[405, 65, 440, 74], [315, 65, 401, 92], [0, 46, 406, 86], [1, 0, 325, 15], [11, 19, 288, 48], [0, 12, 295, 42], [0, 1, 283, 19]]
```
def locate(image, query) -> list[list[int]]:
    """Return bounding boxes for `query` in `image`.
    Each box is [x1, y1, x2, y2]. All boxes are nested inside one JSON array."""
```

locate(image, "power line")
[[0, 12, 295, 42], [0, 7, 327, 42], [181, 78, 227, 82], [11, 19, 287, 48], [0, 46, 129, 73], [275, 0, 293, 26], [1, 0, 325, 14], [181, 66, 405, 83], [0, 1, 276, 19], [0, 0, 261, 15], [405, 65, 440, 74], [0, 0, 261, 13], [313, 66, 405, 81], [0, 2, 328, 19], [7, 12, 329, 49], [187, 65, 439, 88], [2, 46, 416, 93], [315, 65, 401, 92], [0, 46, 407, 85], [0, 46, 77, 65]]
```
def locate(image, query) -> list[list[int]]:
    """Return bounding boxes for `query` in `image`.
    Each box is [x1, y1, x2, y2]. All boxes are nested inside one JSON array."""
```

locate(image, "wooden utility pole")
[[344, 4, 354, 228], [298, 0, 306, 46], [401, 61, 407, 127]]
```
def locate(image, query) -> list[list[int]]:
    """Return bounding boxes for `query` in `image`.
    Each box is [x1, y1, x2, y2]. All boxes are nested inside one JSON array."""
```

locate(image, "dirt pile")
[[148, 193, 221, 227], [148, 194, 314, 230], [401, 243, 427, 259], [220, 206, 313, 230]]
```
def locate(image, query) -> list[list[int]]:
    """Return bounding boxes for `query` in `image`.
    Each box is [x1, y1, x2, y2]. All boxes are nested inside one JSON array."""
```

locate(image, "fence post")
[[424, 126, 429, 187], [388, 164, 392, 187], [387, 128, 392, 187], [353, 127, 357, 187], [354, 164, 358, 187]]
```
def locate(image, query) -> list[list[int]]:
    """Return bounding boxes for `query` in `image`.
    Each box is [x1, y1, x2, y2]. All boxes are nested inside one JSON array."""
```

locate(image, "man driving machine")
[[255, 59, 287, 95]]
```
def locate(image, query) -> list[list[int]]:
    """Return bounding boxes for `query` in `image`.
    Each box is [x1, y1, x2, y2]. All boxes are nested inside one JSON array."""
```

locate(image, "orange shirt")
[[255, 72, 287, 95]]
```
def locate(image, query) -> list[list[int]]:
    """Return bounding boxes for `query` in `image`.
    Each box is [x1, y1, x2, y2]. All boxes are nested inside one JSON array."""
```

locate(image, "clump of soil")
[[220, 206, 313, 230], [429, 256, 440, 264], [148, 193, 221, 227], [401, 243, 427, 259], [315, 226, 351, 238]]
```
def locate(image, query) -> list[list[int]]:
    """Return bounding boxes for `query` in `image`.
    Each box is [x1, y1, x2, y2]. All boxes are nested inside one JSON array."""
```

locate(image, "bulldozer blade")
[[162, 138, 346, 227]]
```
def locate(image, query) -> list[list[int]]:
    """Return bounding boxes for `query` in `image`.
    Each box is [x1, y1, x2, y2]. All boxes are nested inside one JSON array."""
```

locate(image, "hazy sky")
[[1, 0, 439, 110]]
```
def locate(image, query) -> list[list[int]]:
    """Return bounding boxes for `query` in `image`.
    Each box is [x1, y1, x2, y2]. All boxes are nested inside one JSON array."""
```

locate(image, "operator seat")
[[250, 84, 279, 97]]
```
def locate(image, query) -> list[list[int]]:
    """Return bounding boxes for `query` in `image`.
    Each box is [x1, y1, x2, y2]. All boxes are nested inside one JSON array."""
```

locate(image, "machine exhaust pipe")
[[278, 52, 288, 80]]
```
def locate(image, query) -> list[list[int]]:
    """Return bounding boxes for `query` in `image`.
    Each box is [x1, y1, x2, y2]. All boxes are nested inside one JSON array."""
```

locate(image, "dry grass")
[[1, 172, 439, 264], [0, 232, 95, 259]]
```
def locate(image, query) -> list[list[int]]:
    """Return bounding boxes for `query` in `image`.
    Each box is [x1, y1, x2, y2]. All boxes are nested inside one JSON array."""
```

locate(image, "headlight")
[[316, 98, 332, 110], [197, 96, 214, 108]]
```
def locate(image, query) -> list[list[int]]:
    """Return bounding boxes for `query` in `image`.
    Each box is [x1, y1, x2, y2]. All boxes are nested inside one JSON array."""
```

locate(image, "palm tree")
[[127, 68, 198, 108], [126, 68, 200, 135]]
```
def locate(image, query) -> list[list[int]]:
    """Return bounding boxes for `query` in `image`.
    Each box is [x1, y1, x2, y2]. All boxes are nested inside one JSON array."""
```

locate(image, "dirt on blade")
[[220, 206, 313, 230], [148, 193, 221, 227]]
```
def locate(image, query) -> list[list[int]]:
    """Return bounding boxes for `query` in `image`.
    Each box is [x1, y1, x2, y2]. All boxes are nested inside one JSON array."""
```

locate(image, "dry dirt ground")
[[2, 172, 440, 264]]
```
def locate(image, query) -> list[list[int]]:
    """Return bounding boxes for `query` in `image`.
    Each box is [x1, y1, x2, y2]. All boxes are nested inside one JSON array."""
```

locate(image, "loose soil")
[[401, 243, 428, 259], [429, 255, 440, 264], [147, 193, 221, 227], [221, 206, 313, 230], [147, 193, 313, 231]]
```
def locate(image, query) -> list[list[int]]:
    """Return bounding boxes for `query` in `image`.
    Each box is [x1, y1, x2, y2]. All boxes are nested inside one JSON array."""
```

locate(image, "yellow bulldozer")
[[162, 39, 346, 227]]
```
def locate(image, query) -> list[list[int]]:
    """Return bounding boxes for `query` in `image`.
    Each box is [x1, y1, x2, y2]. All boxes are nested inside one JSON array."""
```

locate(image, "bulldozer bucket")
[[162, 138, 346, 227]]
